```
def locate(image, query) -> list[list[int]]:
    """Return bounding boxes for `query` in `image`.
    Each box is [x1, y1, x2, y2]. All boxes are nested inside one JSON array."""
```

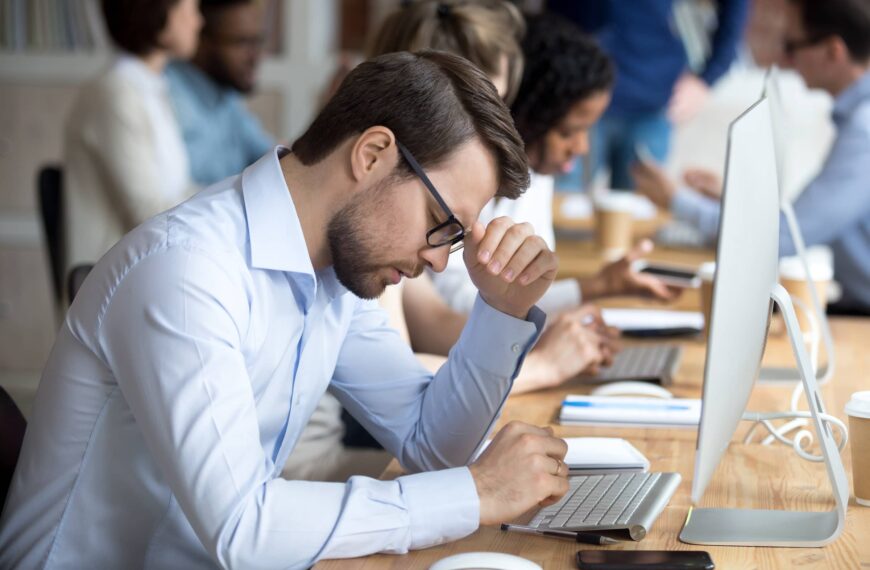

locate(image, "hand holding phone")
[[631, 260, 700, 289]]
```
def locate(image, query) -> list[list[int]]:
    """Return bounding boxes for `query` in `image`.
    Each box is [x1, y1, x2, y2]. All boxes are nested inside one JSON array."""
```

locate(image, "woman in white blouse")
[[64, 0, 203, 274]]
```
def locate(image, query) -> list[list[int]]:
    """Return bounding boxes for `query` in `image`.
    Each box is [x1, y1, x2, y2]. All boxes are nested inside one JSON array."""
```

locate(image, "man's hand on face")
[[469, 421, 570, 526], [463, 218, 558, 320]]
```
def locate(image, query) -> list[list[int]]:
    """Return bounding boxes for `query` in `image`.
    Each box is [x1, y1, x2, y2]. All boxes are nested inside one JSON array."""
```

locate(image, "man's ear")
[[826, 36, 851, 65], [349, 127, 397, 184]]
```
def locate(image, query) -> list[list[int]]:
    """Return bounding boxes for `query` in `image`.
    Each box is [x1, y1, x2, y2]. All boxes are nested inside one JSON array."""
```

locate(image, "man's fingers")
[[501, 235, 548, 283], [483, 222, 534, 278], [516, 249, 559, 286], [462, 221, 487, 268]]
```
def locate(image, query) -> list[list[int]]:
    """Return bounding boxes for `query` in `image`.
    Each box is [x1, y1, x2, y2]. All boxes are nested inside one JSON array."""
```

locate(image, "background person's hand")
[[683, 168, 723, 200], [631, 160, 677, 210], [667, 73, 710, 124], [580, 240, 683, 302], [464, 218, 558, 320], [469, 421, 570, 525]]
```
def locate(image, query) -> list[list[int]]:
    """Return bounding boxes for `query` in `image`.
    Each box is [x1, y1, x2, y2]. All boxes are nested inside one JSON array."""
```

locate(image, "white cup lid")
[[698, 261, 716, 281], [779, 255, 833, 282], [594, 193, 637, 213], [845, 391, 870, 419]]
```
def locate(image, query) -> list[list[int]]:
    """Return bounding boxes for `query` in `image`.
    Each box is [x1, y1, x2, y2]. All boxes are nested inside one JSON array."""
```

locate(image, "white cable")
[[742, 410, 848, 462]]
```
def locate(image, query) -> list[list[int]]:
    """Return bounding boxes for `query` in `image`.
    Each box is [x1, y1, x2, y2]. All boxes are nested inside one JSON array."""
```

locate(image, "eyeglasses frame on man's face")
[[395, 140, 469, 254]]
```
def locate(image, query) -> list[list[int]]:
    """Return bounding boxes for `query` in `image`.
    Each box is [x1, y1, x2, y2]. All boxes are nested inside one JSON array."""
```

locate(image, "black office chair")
[[67, 264, 94, 303], [0, 386, 26, 507], [37, 166, 64, 304]]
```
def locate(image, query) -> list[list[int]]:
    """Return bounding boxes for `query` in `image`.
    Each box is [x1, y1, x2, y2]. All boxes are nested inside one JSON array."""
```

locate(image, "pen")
[[500, 523, 619, 545]]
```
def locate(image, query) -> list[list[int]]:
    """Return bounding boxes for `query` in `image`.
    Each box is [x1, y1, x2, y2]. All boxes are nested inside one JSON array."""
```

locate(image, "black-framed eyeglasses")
[[396, 141, 469, 254], [783, 34, 829, 57]]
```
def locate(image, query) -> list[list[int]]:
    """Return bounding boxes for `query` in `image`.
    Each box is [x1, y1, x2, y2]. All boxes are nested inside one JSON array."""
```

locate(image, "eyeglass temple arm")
[[395, 141, 454, 216]]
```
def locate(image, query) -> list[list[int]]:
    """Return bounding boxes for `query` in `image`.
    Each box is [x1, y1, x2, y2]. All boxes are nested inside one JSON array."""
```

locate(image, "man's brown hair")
[[292, 50, 529, 199], [101, 0, 180, 56], [368, 0, 525, 104], [790, 0, 870, 61]]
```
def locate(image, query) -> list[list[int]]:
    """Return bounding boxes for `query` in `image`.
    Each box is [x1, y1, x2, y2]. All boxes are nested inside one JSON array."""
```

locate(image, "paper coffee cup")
[[778, 256, 832, 333], [698, 261, 716, 334], [595, 194, 635, 259], [845, 391, 870, 506]]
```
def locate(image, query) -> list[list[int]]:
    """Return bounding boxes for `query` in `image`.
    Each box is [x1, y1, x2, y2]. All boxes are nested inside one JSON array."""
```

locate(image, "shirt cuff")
[[458, 295, 545, 379], [399, 467, 479, 549], [537, 279, 582, 315], [671, 187, 707, 224]]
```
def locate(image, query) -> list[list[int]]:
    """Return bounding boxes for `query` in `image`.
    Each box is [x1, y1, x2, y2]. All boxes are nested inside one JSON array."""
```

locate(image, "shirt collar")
[[832, 69, 870, 124], [242, 146, 316, 276]]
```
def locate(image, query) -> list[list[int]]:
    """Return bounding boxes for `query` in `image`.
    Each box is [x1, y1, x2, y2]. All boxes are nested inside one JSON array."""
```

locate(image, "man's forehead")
[[431, 139, 500, 223]]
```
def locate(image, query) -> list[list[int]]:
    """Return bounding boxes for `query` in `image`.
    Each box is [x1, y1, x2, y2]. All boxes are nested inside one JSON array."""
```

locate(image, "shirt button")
[[511, 343, 521, 354]]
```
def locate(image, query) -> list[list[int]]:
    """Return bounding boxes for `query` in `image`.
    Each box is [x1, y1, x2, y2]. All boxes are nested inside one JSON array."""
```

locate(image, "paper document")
[[475, 437, 650, 472], [560, 395, 701, 428], [562, 437, 649, 472], [602, 308, 704, 332]]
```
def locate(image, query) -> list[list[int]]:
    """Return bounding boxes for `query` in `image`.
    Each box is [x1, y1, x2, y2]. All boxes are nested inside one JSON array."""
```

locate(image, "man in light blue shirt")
[[0, 52, 571, 568], [633, 0, 870, 313], [167, 0, 274, 186]]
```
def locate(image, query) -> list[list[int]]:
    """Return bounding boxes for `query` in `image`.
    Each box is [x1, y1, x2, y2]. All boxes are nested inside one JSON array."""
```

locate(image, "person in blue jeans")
[[548, 0, 750, 191]]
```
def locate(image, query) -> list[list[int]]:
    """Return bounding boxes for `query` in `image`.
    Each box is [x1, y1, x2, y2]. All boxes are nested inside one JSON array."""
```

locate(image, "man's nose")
[[420, 246, 450, 273]]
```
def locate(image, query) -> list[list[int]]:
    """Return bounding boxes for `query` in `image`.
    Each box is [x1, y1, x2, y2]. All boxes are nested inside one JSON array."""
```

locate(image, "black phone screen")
[[639, 266, 697, 280], [576, 550, 715, 570]]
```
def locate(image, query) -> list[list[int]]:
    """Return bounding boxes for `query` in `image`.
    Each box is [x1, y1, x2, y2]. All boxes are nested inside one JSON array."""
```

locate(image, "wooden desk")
[[318, 318, 869, 569], [317, 213, 870, 569]]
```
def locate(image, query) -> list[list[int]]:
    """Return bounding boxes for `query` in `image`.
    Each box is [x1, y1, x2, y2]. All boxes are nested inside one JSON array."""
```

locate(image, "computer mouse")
[[429, 551, 543, 570], [591, 381, 674, 399]]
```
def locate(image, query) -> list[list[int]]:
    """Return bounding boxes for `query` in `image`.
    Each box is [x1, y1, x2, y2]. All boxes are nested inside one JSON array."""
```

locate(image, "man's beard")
[[327, 188, 392, 300]]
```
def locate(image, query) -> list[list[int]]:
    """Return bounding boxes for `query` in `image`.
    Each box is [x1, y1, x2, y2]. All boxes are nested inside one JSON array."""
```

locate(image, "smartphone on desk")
[[631, 260, 700, 288], [576, 550, 714, 570]]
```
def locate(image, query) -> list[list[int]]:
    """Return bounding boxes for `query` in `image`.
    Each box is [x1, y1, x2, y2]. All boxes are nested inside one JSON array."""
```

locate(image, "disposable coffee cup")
[[698, 261, 716, 334], [845, 391, 870, 506], [595, 193, 635, 260], [778, 256, 832, 333]]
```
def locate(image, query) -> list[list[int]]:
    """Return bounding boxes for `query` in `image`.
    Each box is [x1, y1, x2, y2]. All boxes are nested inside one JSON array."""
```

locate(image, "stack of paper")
[[562, 437, 649, 473], [475, 437, 650, 473], [560, 395, 701, 428]]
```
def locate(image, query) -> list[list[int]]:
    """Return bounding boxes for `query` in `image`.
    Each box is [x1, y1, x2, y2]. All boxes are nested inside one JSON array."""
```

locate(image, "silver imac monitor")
[[680, 96, 848, 547]]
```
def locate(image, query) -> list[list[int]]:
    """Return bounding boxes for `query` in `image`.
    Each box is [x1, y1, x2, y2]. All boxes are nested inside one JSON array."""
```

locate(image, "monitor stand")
[[759, 201, 835, 386], [680, 283, 849, 547]]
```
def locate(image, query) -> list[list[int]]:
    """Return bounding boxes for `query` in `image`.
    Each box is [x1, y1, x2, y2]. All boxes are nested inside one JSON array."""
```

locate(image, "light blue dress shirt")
[[166, 60, 274, 186], [671, 70, 870, 309], [0, 148, 544, 569]]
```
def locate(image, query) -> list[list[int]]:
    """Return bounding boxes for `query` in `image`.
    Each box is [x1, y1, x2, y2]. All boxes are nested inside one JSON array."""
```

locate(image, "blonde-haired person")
[[64, 0, 202, 280], [369, 0, 525, 104]]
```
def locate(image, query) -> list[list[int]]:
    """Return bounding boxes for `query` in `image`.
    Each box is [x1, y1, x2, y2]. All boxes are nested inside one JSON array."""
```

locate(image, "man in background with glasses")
[[0, 51, 573, 568], [633, 0, 870, 315], [168, 0, 275, 186]]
